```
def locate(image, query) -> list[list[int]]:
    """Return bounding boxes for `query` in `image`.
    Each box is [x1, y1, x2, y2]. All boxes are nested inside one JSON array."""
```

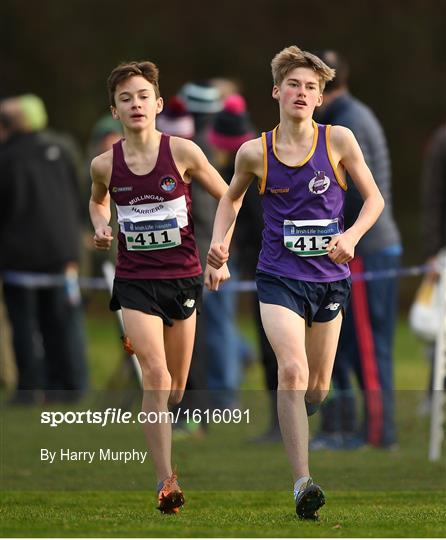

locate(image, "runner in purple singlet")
[[207, 46, 384, 519], [89, 61, 231, 514]]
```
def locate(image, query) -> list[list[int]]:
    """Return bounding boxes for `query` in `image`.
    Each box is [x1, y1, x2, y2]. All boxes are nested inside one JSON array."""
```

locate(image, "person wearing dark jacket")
[[311, 51, 402, 449], [0, 95, 88, 403]]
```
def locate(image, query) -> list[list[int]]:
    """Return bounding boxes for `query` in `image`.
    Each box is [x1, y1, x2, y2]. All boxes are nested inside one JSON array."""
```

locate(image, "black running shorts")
[[256, 271, 351, 326], [110, 275, 203, 326]]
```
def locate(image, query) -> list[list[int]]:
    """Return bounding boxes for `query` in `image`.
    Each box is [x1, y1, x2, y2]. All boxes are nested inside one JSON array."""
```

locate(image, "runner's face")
[[273, 67, 322, 119], [111, 76, 163, 131]]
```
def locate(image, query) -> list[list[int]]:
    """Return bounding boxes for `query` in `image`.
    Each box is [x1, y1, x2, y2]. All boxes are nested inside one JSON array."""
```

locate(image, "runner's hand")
[[94, 225, 113, 250], [207, 242, 229, 269], [326, 232, 356, 264], [204, 263, 230, 291]]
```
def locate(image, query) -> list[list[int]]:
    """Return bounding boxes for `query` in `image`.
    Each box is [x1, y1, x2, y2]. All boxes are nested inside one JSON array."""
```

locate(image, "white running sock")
[[294, 476, 311, 500]]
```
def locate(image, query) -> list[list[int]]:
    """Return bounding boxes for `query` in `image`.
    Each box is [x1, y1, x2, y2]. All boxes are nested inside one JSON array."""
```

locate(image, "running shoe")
[[157, 472, 185, 514], [295, 478, 325, 520]]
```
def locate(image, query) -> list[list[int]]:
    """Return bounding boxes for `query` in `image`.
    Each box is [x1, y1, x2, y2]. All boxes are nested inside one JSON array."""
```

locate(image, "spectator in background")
[[310, 50, 402, 450], [88, 115, 123, 159], [179, 81, 222, 271], [156, 96, 195, 140], [208, 90, 283, 441], [421, 123, 446, 270], [209, 77, 241, 101], [180, 81, 257, 410], [207, 94, 256, 408], [419, 122, 446, 413], [0, 94, 88, 404], [178, 81, 227, 411]]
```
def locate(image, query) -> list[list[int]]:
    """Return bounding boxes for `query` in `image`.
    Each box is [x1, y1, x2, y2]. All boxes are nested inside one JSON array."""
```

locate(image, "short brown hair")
[[271, 46, 335, 92], [107, 61, 160, 106]]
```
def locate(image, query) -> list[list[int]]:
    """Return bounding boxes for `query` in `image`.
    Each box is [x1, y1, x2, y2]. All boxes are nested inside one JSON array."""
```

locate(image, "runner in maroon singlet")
[[89, 61, 231, 513]]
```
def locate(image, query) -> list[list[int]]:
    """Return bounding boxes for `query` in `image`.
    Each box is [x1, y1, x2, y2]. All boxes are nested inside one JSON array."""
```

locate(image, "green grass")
[[1, 298, 445, 537], [1, 491, 445, 537]]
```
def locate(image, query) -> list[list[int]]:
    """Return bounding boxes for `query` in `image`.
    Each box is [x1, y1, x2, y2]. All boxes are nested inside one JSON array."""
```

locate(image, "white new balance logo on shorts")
[[183, 299, 195, 308], [324, 303, 340, 311]]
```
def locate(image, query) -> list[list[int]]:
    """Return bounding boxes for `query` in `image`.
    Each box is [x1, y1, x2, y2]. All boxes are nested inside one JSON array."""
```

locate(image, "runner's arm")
[[207, 140, 259, 269], [171, 137, 234, 290], [327, 127, 384, 263], [89, 153, 114, 251]]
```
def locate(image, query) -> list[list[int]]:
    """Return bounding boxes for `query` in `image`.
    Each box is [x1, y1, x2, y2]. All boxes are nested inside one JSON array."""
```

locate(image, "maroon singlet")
[[109, 134, 202, 279]]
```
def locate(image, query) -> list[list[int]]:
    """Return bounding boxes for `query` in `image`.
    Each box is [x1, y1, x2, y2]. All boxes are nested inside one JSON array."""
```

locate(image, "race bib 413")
[[283, 219, 340, 257]]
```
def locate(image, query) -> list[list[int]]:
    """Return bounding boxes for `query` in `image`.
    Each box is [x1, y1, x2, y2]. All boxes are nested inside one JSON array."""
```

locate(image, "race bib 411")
[[123, 218, 181, 251]]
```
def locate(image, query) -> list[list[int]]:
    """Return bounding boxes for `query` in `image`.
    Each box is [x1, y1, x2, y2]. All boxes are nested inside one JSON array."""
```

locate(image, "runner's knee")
[[278, 360, 309, 390], [139, 360, 171, 390]]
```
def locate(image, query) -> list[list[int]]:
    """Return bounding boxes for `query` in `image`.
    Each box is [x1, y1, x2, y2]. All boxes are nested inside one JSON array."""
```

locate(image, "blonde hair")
[[271, 46, 335, 91]]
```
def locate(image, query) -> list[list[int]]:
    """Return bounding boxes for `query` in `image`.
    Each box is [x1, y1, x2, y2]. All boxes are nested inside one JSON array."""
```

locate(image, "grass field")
[[2, 490, 445, 537], [1, 292, 445, 537]]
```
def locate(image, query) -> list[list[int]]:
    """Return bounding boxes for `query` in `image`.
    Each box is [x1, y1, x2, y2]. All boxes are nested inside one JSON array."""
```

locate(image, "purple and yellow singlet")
[[257, 122, 351, 282]]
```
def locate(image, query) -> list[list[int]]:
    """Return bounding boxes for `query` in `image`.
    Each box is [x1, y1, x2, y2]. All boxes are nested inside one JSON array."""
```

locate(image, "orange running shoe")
[[121, 335, 135, 355], [157, 472, 185, 514]]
